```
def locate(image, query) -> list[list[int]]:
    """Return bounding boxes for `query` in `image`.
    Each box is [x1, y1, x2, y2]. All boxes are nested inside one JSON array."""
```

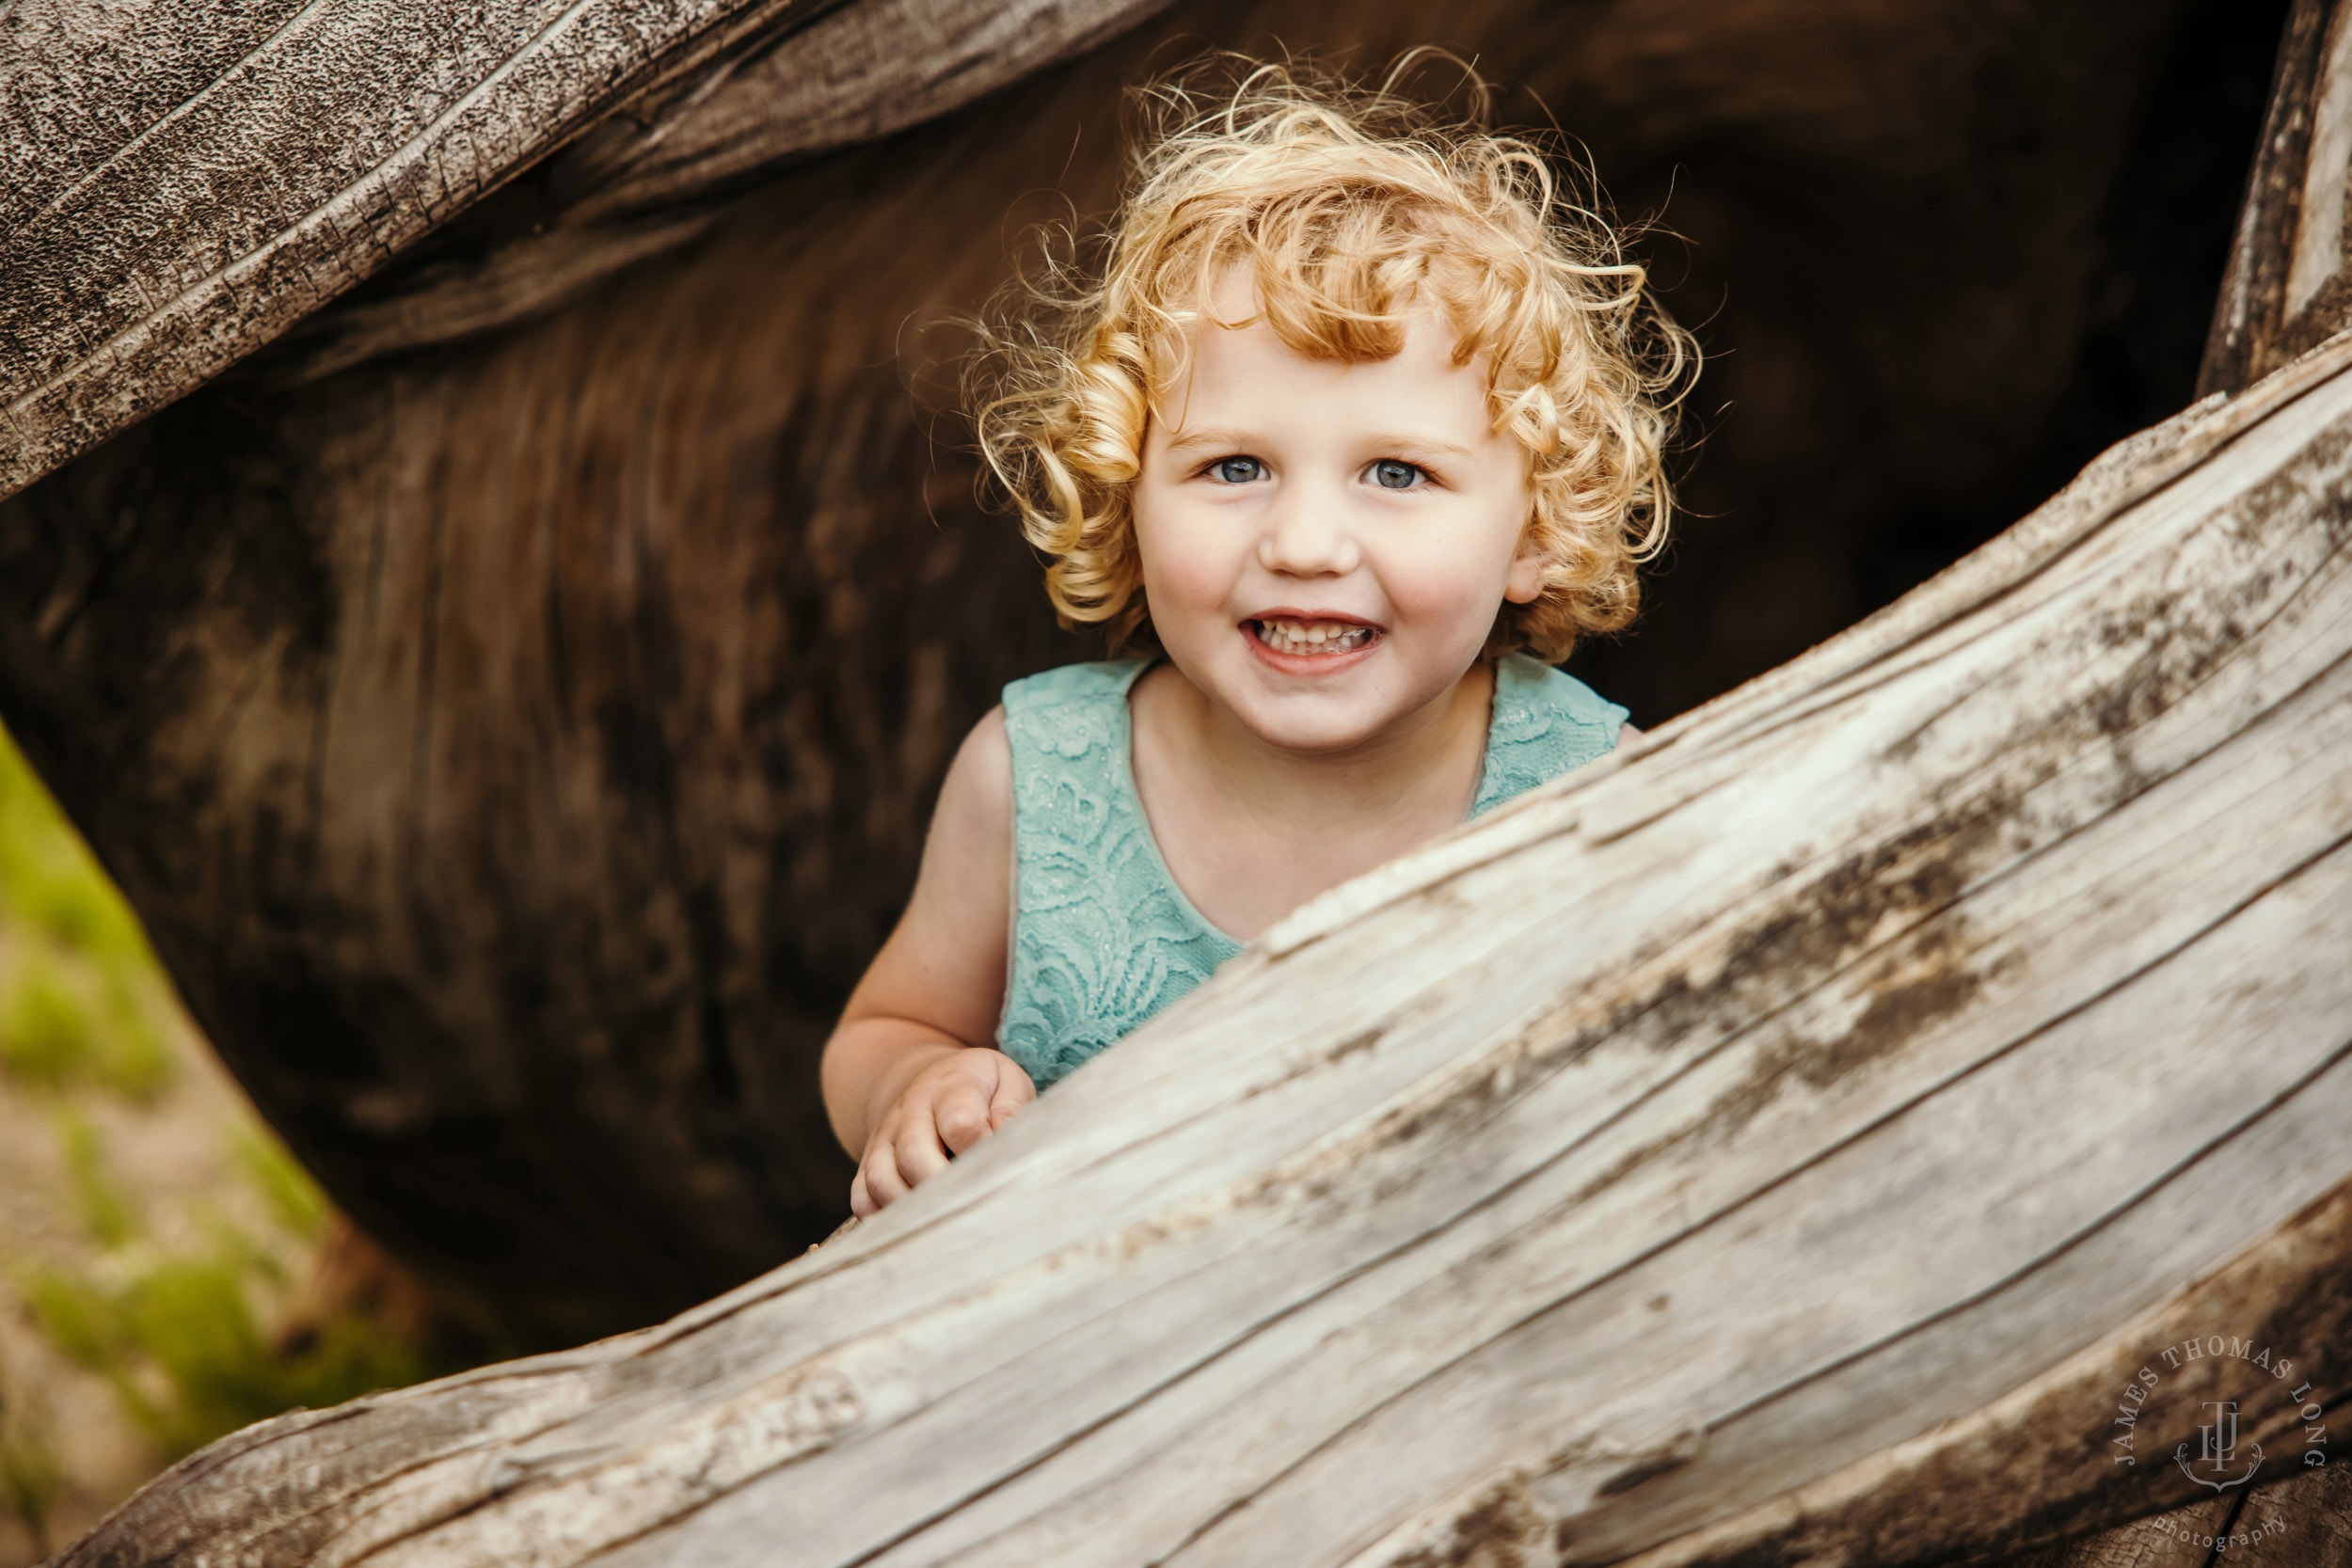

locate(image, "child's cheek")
[[1136, 519, 1242, 650], [1381, 531, 1513, 648]]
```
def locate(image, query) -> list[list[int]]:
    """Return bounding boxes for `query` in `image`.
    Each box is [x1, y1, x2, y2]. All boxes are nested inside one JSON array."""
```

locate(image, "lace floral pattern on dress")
[[997, 654, 1626, 1089]]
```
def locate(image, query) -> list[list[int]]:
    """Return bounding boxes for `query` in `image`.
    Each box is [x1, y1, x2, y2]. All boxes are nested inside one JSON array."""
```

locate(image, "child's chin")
[[1233, 694, 1398, 755]]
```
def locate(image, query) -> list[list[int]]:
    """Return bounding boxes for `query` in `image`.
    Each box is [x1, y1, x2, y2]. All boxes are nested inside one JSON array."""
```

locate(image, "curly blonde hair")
[[971, 56, 1694, 660]]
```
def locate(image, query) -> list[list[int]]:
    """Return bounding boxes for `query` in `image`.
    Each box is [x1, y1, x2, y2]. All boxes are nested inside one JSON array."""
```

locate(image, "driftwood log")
[[10, 0, 2352, 1561], [0, 0, 2291, 1343]]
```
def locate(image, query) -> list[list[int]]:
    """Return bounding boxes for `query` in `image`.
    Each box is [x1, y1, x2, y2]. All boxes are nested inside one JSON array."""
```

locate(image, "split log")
[[0, 0, 2272, 1342], [56, 309, 2352, 1565]]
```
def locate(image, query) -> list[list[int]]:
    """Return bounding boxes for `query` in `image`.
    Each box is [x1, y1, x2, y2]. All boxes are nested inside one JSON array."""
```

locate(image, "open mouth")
[[1249, 616, 1379, 656]]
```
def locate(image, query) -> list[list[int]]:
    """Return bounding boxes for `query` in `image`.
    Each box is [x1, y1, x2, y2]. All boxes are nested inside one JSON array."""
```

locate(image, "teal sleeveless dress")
[[997, 653, 1629, 1089]]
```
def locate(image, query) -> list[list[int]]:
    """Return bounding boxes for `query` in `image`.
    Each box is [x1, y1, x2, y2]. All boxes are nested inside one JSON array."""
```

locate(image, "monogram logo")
[[2104, 1332, 2331, 1554], [2176, 1399, 2263, 1491]]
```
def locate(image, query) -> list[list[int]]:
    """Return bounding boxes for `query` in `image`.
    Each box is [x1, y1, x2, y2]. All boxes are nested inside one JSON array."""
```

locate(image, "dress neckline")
[[1110, 657, 1515, 948]]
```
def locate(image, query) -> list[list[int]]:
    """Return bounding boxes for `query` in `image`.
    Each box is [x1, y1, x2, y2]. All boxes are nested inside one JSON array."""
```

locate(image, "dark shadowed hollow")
[[0, 0, 2297, 1341]]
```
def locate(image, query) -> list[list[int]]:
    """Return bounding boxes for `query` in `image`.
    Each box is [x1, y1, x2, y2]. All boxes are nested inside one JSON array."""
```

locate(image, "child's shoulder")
[[1496, 651, 1628, 736], [1474, 655, 1632, 817]]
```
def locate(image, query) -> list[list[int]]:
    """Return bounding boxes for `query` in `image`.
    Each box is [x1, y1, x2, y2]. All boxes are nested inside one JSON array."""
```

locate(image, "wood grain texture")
[[2202, 0, 2352, 392], [53, 314, 2352, 1567], [0, 0, 1163, 501], [1999, 1463, 2352, 1568]]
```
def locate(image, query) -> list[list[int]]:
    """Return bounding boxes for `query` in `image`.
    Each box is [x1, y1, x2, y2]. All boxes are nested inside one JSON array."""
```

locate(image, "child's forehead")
[[1144, 304, 1508, 448], [1145, 267, 1488, 394]]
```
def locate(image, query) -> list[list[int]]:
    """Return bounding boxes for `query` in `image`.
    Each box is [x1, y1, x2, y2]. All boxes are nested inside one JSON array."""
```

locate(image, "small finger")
[[850, 1167, 874, 1219], [895, 1114, 951, 1189], [988, 1058, 1038, 1129], [862, 1145, 912, 1212], [935, 1080, 993, 1155]]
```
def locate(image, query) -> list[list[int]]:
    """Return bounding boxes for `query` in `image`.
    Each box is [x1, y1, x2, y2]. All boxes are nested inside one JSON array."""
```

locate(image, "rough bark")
[[1997, 1464, 2352, 1568], [52, 315, 2352, 1568], [2202, 0, 2352, 394], [0, 0, 2272, 1343]]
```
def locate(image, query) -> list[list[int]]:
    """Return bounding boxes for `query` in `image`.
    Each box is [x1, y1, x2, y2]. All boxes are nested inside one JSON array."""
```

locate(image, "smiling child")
[[819, 59, 1692, 1216]]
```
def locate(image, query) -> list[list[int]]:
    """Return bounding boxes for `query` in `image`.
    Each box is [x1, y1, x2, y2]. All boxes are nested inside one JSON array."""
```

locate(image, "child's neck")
[[1128, 658, 1495, 942]]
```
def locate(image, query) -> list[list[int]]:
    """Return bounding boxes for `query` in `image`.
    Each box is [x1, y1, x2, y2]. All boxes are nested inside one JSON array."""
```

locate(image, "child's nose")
[[1256, 487, 1361, 577]]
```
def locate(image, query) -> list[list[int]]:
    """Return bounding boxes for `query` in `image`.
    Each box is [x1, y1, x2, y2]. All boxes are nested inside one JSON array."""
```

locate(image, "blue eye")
[[1372, 459, 1422, 490], [1213, 455, 1263, 483]]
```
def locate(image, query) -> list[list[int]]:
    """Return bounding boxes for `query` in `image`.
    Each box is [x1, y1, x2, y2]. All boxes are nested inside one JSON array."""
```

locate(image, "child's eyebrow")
[[1158, 427, 1254, 457], [1361, 434, 1475, 459], [1157, 429, 1478, 458]]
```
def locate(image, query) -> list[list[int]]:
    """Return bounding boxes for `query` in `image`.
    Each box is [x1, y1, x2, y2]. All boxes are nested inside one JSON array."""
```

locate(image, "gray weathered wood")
[[0, 0, 1162, 500], [54, 309, 2352, 1565]]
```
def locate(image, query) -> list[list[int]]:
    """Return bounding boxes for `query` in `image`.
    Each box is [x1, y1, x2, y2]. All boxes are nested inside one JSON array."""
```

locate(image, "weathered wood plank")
[[53, 319, 2352, 1567], [0, 0, 1163, 500]]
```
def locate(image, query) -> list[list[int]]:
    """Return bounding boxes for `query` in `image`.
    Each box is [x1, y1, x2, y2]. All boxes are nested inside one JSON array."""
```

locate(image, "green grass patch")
[[56, 1111, 136, 1251], [230, 1125, 332, 1243], [0, 966, 175, 1102], [0, 721, 449, 1491], [15, 1132, 431, 1463], [0, 732, 151, 975], [0, 1364, 64, 1558], [0, 723, 178, 1105]]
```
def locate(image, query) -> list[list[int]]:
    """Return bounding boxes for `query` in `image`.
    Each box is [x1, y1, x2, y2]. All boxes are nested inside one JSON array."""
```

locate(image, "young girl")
[[820, 60, 1690, 1217]]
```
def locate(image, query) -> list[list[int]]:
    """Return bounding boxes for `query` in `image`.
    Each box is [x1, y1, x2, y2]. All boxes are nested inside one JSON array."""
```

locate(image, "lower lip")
[[1242, 623, 1382, 676]]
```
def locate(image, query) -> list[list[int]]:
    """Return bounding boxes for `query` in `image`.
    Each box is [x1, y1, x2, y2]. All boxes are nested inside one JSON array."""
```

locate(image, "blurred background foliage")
[[0, 725, 453, 1565]]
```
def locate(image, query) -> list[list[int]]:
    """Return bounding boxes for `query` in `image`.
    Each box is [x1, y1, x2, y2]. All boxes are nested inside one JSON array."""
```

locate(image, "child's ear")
[[1504, 530, 1548, 605]]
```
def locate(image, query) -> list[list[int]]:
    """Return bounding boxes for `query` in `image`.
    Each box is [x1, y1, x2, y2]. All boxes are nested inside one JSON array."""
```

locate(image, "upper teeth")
[[1257, 619, 1372, 654]]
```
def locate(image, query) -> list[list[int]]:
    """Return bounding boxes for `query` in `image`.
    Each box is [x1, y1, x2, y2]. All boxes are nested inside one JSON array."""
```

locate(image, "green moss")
[[231, 1125, 331, 1243], [16, 1127, 431, 1462], [0, 1366, 64, 1558], [0, 968, 176, 1103], [56, 1111, 136, 1251]]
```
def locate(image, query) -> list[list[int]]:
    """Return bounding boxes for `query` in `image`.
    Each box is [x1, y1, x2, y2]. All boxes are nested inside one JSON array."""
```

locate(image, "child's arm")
[[821, 707, 1034, 1217]]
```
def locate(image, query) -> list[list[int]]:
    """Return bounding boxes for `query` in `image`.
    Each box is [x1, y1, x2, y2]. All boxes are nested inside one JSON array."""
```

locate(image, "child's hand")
[[850, 1046, 1035, 1217]]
